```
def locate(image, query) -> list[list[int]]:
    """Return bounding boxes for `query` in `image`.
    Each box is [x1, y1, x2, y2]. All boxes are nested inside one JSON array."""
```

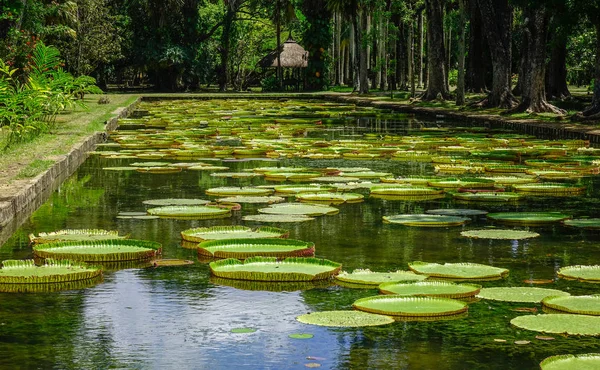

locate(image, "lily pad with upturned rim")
[[296, 192, 364, 205], [352, 296, 468, 317], [460, 229, 540, 240], [273, 185, 335, 194], [242, 214, 315, 223], [28, 229, 128, 244], [542, 295, 600, 315], [209, 257, 341, 281], [379, 281, 481, 299], [563, 219, 600, 230], [408, 261, 509, 280], [181, 226, 289, 242], [370, 187, 444, 196], [558, 265, 600, 282], [142, 198, 210, 206], [477, 287, 570, 303], [383, 214, 469, 227], [296, 311, 394, 327], [511, 314, 600, 336], [205, 187, 274, 196], [0, 259, 102, 284], [487, 212, 571, 226], [198, 238, 314, 259], [258, 203, 339, 216], [216, 196, 286, 204], [147, 205, 231, 219], [452, 192, 523, 202], [335, 269, 428, 286], [426, 209, 488, 217], [33, 239, 162, 262], [540, 353, 600, 370]]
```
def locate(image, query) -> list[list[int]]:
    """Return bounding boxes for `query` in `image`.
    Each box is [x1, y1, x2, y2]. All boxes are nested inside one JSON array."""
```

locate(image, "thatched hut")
[[259, 35, 309, 90]]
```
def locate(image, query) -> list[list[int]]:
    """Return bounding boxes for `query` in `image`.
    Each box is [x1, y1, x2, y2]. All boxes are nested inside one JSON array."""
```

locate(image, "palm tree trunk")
[[456, 0, 467, 105], [422, 0, 451, 100]]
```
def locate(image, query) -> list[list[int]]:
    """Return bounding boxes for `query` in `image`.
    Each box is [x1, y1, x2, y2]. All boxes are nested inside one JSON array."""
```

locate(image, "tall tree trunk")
[[380, 8, 388, 91], [276, 0, 282, 90], [358, 7, 369, 94], [350, 20, 356, 88], [422, 0, 451, 100], [512, 6, 564, 114], [409, 17, 415, 97], [397, 21, 407, 90], [373, 14, 379, 90], [417, 10, 424, 88], [352, 15, 360, 90], [465, 0, 488, 92], [218, 9, 234, 92], [545, 34, 570, 100], [456, 0, 467, 105], [335, 11, 341, 86], [476, 0, 517, 107], [581, 22, 600, 117]]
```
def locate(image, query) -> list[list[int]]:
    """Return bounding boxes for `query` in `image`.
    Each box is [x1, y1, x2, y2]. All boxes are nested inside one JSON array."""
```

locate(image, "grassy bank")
[[0, 94, 139, 184]]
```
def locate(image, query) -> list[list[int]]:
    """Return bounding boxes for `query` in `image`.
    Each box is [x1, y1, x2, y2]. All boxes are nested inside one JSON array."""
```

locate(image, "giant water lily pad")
[[296, 192, 364, 205], [487, 212, 571, 226], [383, 214, 469, 227], [209, 257, 341, 281], [242, 214, 315, 223], [147, 205, 231, 219], [513, 183, 586, 195], [477, 287, 570, 303], [33, 239, 162, 262], [274, 185, 335, 194], [540, 353, 600, 370], [460, 229, 540, 240], [379, 281, 481, 298], [216, 196, 285, 204], [0, 259, 102, 284], [29, 229, 128, 244], [370, 187, 443, 196], [408, 261, 509, 280], [563, 219, 600, 230], [353, 296, 468, 317], [205, 187, 273, 196], [258, 203, 339, 216], [181, 226, 288, 242], [558, 265, 600, 282], [453, 192, 523, 202], [198, 238, 314, 259], [335, 269, 427, 287], [542, 295, 600, 315], [296, 311, 394, 327], [142, 198, 210, 206], [426, 209, 488, 217], [511, 314, 600, 336]]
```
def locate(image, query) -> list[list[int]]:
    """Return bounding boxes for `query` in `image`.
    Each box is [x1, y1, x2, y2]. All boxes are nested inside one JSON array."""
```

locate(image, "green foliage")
[[261, 75, 279, 91]]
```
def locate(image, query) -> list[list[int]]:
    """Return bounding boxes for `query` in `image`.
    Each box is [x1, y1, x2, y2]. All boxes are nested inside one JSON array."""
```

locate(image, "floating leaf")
[[426, 209, 488, 216], [274, 185, 335, 194], [383, 214, 469, 227], [370, 187, 444, 196], [181, 226, 289, 242], [216, 196, 285, 204], [513, 183, 586, 195], [408, 261, 509, 280], [535, 336, 555, 341], [33, 239, 162, 262], [514, 340, 530, 345], [379, 281, 481, 299], [511, 314, 600, 336], [142, 198, 210, 206], [487, 212, 571, 226], [335, 269, 427, 287], [453, 192, 523, 202], [230, 328, 256, 334], [198, 238, 314, 259], [477, 287, 570, 303], [103, 167, 138, 171], [558, 265, 600, 282], [242, 214, 315, 223], [29, 229, 128, 244], [289, 333, 314, 339], [563, 219, 600, 230], [296, 311, 394, 327], [209, 257, 341, 281], [540, 353, 600, 370], [460, 229, 540, 240], [258, 203, 339, 216], [542, 295, 600, 315], [147, 205, 231, 219], [0, 259, 102, 284], [296, 192, 364, 205], [210, 276, 330, 292], [205, 187, 273, 196], [353, 296, 468, 317]]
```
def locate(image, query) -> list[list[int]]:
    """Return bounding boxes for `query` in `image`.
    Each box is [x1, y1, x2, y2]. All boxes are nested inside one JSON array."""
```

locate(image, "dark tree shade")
[[422, 0, 451, 100], [302, 0, 332, 90]]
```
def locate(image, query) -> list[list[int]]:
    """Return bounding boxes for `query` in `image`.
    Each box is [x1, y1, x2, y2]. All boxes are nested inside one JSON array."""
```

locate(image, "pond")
[[2, 99, 600, 369]]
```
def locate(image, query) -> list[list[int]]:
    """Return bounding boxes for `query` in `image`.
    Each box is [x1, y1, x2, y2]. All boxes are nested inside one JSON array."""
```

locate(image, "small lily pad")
[[477, 287, 570, 303], [289, 333, 314, 339], [230, 328, 256, 334], [383, 214, 469, 227], [258, 203, 339, 216], [142, 199, 210, 206], [461, 229, 540, 240]]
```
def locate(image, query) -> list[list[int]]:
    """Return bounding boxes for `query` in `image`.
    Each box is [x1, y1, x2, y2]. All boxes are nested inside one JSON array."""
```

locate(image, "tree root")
[[507, 100, 567, 115]]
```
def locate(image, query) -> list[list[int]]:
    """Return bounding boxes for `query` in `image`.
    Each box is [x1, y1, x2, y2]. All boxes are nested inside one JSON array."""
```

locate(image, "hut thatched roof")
[[259, 36, 309, 68]]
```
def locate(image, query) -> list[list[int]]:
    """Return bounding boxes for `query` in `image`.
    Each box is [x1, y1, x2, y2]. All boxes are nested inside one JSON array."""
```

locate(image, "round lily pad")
[[209, 257, 341, 281], [33, 239, 162, 262], [460, 229, 540, 240], [408, 261, 509, 280], [147, 205, 231, 219], [136, 167, 182, 174], [230, 328, 256, 334], [242, 214, 315, 223], [540, 354, 600, 370], [181, 226, 289, 242], [513, 183, 586, 195], [335, 269, 427, 287], [427, 178, 495, 189], [426, 209, 488, 217], [289, 333, 314, 339], [205, 187, 274, 196], [353, 296, 468, 317], [296, 311, 394, 327], [198, 238, 314, 259], [383, 214, 469, 227], [29, 229, 128, 244], [558, 265, 600, 282], [274, 185, 335, 194], [511, 314, 600, 336], [263, 171, 320, 180], [453, 192, 523, 202], [542, 295, 600, 315], [563, 219, 600, 230], [0, 259, 102, 284], [379, 281, 481, 299], [487, 212, 571, 226], [211, 172, 262, 178], [370, 187, 444, 196], [142, 198, 210, 206], [117, 215, 160, 220], [296, 192, 364, 205], [477, 287, 570, 303], [258, 203, 339, 216], [217, 196, 286, 204]]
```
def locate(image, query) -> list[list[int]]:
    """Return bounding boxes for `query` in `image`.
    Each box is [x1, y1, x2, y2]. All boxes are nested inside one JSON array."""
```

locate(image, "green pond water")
[[2, 99, 600, 369]]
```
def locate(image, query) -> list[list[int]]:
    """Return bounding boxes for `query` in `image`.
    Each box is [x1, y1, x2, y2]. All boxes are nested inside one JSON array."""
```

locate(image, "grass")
[[0, 94, 139, 185]]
